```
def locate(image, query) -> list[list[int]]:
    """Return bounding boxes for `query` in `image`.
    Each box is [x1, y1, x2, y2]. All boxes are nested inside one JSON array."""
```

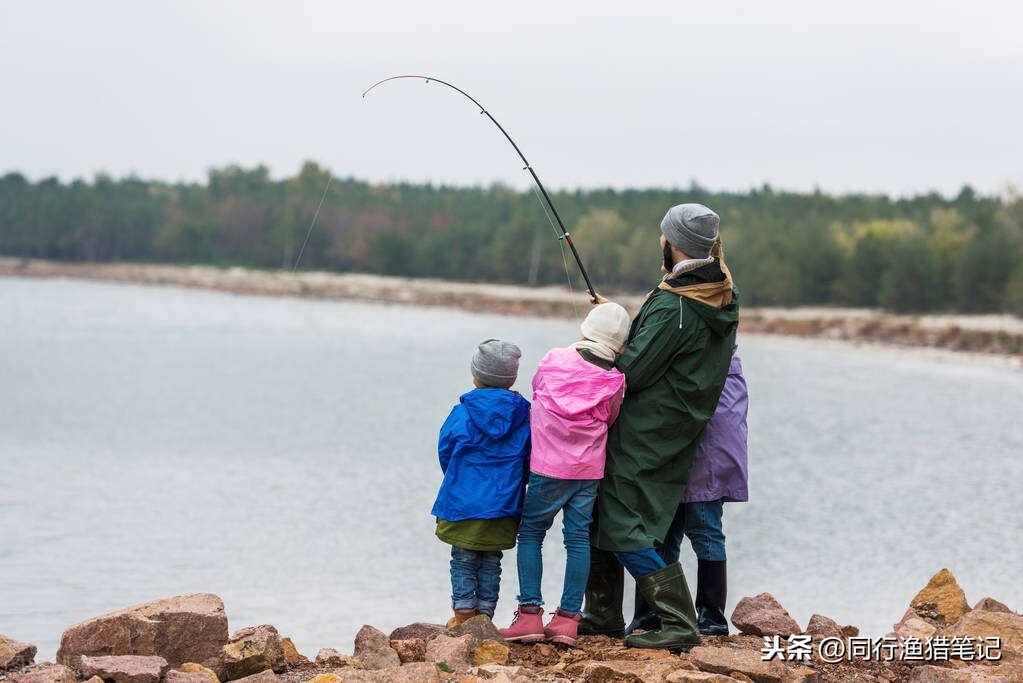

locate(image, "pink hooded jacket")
[[528, 346, 626, 480]]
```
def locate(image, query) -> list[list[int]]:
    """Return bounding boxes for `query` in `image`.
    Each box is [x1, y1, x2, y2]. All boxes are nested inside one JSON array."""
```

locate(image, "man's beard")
[[662, 242, 675, 274]]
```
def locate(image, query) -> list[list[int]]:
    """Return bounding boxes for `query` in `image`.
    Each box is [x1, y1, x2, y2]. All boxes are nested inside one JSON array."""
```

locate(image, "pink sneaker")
[[499, 605, 545, 643], [544, 608, 582, 645]]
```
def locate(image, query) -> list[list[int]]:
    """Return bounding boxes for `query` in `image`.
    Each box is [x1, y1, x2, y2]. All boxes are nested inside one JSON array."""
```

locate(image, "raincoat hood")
[[533, 349, 625, 419], [460, 387, 530, 440], [656, 249, 738, 338]]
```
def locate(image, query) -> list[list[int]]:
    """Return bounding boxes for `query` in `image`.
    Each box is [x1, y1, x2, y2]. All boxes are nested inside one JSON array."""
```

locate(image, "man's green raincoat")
[[593, 253, 739, 551]]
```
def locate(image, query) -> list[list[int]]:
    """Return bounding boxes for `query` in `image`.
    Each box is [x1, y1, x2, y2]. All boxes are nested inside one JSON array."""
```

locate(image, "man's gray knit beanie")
[[660, 203, 720, 259], [471, 339, 521, 389]]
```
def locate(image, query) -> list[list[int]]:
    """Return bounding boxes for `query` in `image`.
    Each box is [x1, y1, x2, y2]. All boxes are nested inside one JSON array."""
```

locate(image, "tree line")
[[2, 162, 1021, 315]]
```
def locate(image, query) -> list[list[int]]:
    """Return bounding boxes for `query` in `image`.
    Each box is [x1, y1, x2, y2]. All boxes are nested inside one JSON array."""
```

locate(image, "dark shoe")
[[623, 588, 660, 636], [577, 548, 625, 637], [696, 559, 729, 636], [624, 563, 701, 651]]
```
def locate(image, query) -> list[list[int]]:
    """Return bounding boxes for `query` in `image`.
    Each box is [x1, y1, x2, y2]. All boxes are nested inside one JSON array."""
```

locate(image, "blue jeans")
[[450, 546, 503, 616], [614, 548, 667, 579], [515, 473, 598, 614], [661, 499, 726, 562]]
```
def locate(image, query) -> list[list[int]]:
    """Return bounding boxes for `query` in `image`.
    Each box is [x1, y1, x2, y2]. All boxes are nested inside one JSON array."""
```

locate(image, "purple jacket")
[[683, 352, 749, 503]]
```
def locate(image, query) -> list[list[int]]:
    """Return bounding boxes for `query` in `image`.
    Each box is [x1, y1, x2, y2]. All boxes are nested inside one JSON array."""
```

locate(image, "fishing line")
[[362, 74, 597, 302], [530, 184, 584, 321], [291, 175, 333, 272]]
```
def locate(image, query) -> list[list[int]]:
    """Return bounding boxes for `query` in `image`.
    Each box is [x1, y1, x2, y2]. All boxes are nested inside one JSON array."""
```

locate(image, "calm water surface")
[[1, 276, 1020, 659]]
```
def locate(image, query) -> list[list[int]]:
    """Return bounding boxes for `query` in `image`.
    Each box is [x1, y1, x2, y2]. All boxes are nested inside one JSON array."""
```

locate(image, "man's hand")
[[587, 290, 608, 305]]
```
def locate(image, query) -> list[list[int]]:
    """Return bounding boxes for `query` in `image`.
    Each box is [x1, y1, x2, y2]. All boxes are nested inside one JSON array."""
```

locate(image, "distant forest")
[[2, 162, 1022, 315]]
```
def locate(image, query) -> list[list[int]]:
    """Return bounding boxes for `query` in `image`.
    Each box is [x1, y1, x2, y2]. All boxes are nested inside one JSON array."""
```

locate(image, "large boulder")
[[582, 659, 690, 682], [909, 569, 971, 627], [220, 625, 287, 680], [909, 664, 1014, 682], [78, 655, 168, 683], [689, 646, 816, 683], [56, 594, 228, 668], [944, 609, 1023, 663], [352, 625, 400, 670], [1, 634, 37, 669], [803, 614, 844, 640], [424, 633, 474, 674], [7, 664, 77, 683], [387, 623, 446, 641], [447, 614, 504, 646], [730, 593, 802, 637]]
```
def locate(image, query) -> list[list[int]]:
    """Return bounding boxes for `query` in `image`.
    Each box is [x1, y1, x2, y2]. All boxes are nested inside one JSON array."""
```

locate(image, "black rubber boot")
[[624, 563, 701, 651], [577, 548, 625, 637], [695, 559, 729, 635], [624, 587, 660, 636]]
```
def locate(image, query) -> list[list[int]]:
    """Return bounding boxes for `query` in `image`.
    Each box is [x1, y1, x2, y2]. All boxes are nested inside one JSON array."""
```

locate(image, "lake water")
[[1, 275, 1020, 661]]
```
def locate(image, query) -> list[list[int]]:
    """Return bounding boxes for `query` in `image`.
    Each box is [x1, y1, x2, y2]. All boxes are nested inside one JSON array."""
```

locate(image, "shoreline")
[[2, 257, 1021, 363], [2, 568, 1020, 683]]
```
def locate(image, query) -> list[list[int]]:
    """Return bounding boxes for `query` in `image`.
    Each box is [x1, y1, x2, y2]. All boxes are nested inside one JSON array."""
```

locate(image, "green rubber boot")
[[624, 563, 702, 651], [577, 548, 625, 637]]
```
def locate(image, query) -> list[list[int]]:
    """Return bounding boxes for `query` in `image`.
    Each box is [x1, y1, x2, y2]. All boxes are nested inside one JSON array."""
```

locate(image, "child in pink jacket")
[[499, 302, 630, 645]]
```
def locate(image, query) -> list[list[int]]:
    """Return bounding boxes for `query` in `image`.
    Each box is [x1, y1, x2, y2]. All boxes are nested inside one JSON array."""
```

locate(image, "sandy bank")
[[2, 257, 1021, 361]]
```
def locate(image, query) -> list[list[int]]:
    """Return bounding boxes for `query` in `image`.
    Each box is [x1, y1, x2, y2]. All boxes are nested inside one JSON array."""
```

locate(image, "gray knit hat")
[[471, 339, 521, 389], [660, 203, 720, 259]]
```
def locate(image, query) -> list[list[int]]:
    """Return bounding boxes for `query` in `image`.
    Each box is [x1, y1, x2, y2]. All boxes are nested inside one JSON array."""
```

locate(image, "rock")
[[666, 671, 750, 683], [313, 648, 352, 668], [895, 613, 940, 641], [909, 664, 1013, 682], [179, 662, 220, 683], [221, 625, 287, 680], [279, 638, 308, 667], [308, 663, 446, 682], [308, 675, 343, 683], [910, 568, 971, 627], [7, 663, 77, 683], [689, 645, 815, 683], [226, 670, 277, 683], [730, 594, 802, 637], [424, 633, 474, 673], [973, 598, 1014, 614], [583, 659, 690, 682], [840, 624, 860, 638], [472, 639, 510, 666], [448, 615, 505, 646], [352, 625, 400, 670], [0, 634, 37, 669], [164, 671, 214, 683], [78, 654, 169, 683], [804, 614, 844, 640], [372, 661, 445, 682], [388, 623, 446, 641], [476, 664, 529, 678], [56, 594, 228, 668], [389, 638, 427, 664], [944, 609, 1023, 662]]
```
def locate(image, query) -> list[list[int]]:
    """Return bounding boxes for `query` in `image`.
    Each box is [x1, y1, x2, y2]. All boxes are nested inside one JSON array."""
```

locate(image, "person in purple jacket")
[[500, 303, 631, 646], [624, 347, 749, 637]]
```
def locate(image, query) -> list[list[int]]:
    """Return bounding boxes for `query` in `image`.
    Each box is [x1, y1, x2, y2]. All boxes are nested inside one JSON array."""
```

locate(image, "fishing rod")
[[362, 75, 597, 301]]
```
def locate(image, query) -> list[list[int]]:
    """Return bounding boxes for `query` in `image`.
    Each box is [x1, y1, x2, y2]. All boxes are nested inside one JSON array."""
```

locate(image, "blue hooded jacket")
[[431, 388, 531, 522]]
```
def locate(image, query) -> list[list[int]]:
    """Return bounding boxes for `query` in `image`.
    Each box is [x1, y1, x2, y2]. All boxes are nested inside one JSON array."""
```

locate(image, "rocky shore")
[[2, 258, 1021, 361], [2, 569, 1020, 683]]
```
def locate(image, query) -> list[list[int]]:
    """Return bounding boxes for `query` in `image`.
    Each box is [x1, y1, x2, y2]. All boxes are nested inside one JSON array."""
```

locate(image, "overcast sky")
[[2, 1, 1020, 198]]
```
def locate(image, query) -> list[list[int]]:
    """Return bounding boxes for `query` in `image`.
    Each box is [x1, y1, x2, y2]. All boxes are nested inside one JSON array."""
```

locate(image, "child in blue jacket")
[[431, 339, 531, 626]]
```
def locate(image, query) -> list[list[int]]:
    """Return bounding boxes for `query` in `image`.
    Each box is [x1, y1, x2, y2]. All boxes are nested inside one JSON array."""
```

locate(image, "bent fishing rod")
[[362, 75, 597, 301]]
